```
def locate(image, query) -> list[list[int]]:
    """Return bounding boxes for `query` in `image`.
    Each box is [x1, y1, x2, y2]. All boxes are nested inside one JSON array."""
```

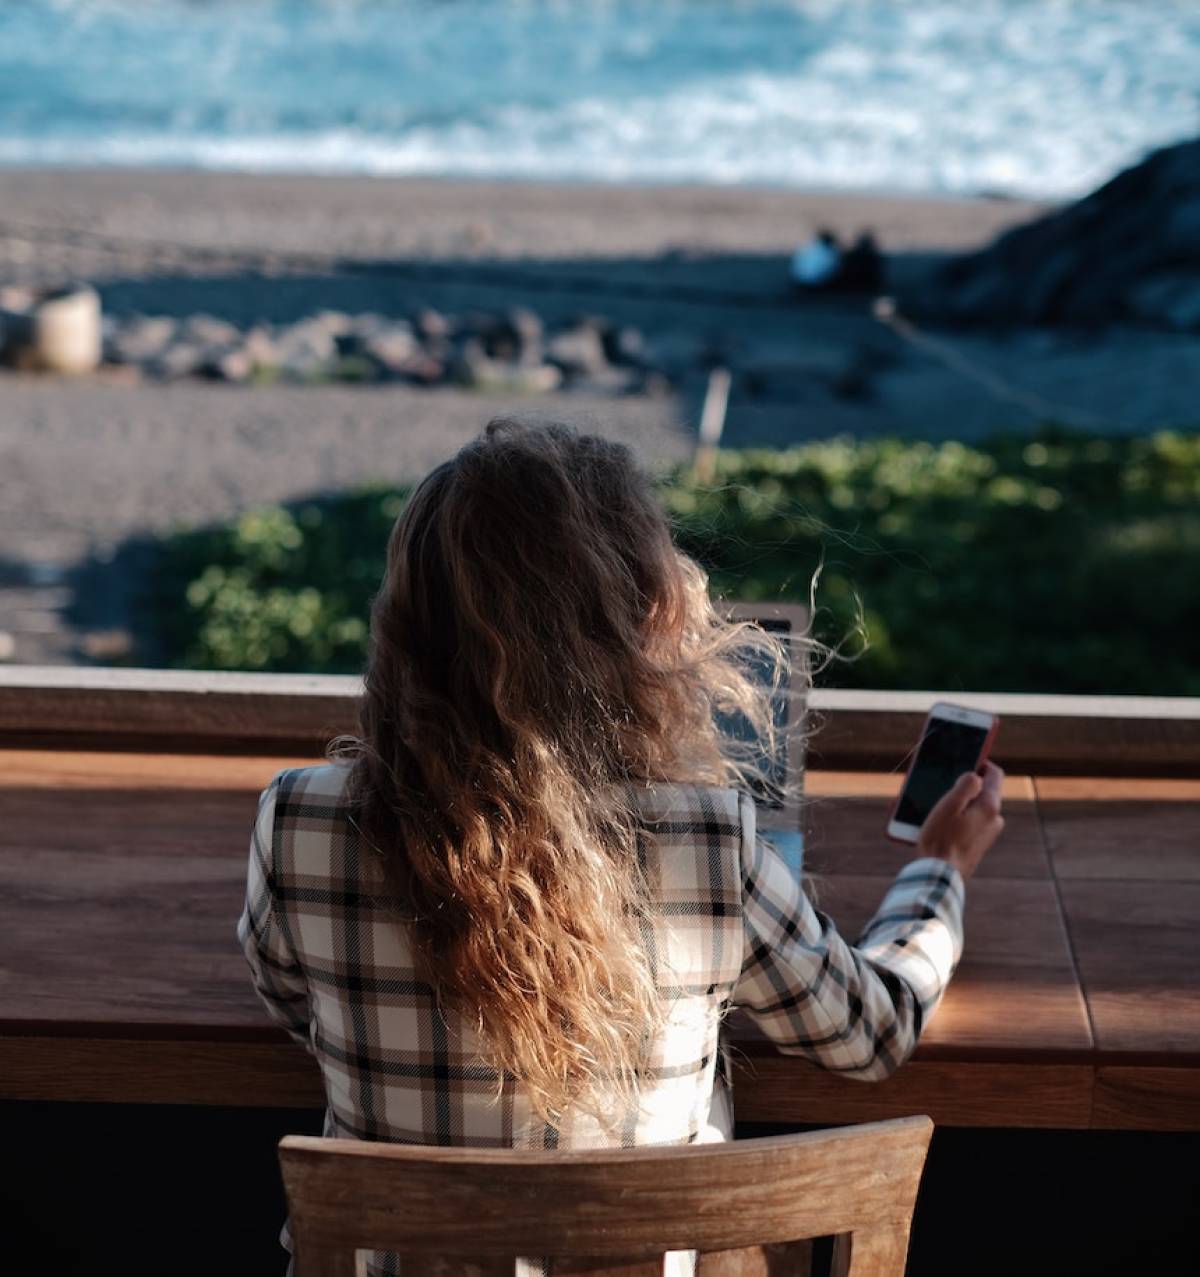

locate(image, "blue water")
[[3, 1, 1198, 198]]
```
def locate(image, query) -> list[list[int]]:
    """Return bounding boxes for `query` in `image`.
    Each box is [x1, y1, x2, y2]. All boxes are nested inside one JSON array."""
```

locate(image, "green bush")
[[137, 429, 1200, 694]]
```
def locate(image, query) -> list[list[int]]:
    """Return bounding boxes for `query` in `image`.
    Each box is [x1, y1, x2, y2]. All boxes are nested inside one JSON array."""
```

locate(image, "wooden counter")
[[2, 745, 1197, 1130]]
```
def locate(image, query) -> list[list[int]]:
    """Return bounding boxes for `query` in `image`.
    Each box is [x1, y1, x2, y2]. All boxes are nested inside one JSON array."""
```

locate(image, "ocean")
[[3, 0, 1198, 199]]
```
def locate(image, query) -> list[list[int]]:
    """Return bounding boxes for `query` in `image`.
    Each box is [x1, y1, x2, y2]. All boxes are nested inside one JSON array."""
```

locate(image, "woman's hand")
[[916, 761, 1005, 882]]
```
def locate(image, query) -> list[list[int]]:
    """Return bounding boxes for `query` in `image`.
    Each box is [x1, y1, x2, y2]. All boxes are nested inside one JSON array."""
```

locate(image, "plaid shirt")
[[240, 763, 964, 1276]]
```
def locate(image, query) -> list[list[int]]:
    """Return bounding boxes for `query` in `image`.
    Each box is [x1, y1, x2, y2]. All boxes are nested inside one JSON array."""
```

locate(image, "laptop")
[[724, 601, 808, 873]]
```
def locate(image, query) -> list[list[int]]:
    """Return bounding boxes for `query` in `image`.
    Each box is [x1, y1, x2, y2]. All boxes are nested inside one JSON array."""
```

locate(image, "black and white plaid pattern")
[[240, 763, 964, 1276]]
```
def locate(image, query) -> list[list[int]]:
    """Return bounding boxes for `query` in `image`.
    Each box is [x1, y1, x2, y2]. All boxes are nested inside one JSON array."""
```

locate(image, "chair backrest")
[[278, 1115, 933, 1277]]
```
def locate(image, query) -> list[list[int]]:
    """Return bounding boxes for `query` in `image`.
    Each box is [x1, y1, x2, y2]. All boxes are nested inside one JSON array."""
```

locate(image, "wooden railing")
[[2, 665, 1198, 776]]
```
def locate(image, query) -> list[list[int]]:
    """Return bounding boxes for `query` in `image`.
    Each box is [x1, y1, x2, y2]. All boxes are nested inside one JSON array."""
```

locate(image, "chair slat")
[[280, 1117, 931, 1277], [831, 1223, 913, 1277]]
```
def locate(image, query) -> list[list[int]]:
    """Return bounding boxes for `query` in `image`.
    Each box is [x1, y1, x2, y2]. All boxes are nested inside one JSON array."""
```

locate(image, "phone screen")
[[894, 717, 990, 827]]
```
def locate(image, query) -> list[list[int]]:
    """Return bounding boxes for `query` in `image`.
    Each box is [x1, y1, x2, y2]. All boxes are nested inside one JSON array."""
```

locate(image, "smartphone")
[[887, 702, 999, 844]]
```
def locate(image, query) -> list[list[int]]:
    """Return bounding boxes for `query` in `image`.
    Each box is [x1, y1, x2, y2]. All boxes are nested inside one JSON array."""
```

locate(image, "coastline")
[[0, 166, 1049, 267], [2, 167, 1197, 668]]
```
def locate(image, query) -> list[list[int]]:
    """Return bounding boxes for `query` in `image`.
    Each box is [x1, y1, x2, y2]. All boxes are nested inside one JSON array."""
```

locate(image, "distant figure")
[[790, 229, 885, 295], [837, 232, 885, 293], [789, 228, 842, 288]]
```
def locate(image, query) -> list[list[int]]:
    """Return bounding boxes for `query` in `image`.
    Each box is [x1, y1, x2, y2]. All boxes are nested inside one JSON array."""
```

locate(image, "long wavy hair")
[[334, 419, 793, 1125]]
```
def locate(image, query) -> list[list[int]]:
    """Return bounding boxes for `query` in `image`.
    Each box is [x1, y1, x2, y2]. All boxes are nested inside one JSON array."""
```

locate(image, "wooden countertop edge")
[[4, 1022, 1199, 1071], [4, 674, 1199, 775], [4, 1035, 1198, 1129]]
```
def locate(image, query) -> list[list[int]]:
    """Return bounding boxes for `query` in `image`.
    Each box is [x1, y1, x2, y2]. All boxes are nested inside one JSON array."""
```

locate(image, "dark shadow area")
[[63, 534, 166, 666], [3, 1101, 1194, 1275], [739, 1120, 1198, 1276], [1, 1100, 324, 1276]]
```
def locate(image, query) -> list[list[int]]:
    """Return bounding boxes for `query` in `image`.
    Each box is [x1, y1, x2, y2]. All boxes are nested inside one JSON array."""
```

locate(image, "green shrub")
[[137, 428, 1200, 694]]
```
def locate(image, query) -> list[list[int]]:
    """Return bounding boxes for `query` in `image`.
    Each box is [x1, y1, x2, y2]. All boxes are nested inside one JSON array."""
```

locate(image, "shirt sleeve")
[[731, 791, 964, 1080], [236, 770, 313, 1051]]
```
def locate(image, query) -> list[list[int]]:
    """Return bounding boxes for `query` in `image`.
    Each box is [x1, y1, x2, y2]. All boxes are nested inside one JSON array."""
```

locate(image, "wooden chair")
[[278, 1115, 933, 1277]]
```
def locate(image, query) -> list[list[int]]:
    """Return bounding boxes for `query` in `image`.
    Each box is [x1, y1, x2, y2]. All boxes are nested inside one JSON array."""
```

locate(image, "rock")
[[106, 315, 177, 365], [348, 312, 389, 335], [414, 308, 452, 341], [206, 347, 256, 384], [359, 322, 419, 373], [148, 341, 207, 380], [180, 314, 241, 348], [328, 319, 435, 380], [288, 316, 344, 347], [307, 310, 354, 336], [911, 138, 1200, 327], [280, 341, 335, 381], [451, 338, 561, 393], [270, 313, 355, 379], [275, 320, 338, 380], [546, 322, 609, 378], [398, 352, 447, 386], [242, 326, 281, 371]]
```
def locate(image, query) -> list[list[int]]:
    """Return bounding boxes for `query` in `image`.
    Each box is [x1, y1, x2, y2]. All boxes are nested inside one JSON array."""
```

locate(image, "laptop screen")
[[720, 604, 806, 831]]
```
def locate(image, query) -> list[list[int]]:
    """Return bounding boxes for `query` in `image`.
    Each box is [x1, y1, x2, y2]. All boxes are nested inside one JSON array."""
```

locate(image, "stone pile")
[[911, 138, 1200, 329], [100, 306, 675, 396]]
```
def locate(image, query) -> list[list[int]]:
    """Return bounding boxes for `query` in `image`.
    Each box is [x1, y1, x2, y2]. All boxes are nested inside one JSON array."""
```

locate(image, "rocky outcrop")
[[914, 139, 1200, 329]]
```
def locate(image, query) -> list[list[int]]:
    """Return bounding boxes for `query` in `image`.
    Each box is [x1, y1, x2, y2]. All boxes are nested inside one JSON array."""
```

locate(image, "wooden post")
[[691, 366, 731, 484], [0, 284, 101, 374]]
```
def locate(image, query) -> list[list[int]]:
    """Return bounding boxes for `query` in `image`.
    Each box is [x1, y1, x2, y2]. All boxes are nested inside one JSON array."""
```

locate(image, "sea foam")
[[2, 0, 1197, 198]]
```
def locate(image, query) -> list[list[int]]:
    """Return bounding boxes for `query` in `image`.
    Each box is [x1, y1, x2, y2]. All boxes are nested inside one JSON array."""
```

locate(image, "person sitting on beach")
[[790, 228, 885, 294], [790, 227, 842, 288], [239, 419, 1005, 1276], [837, 231, 885, 292]]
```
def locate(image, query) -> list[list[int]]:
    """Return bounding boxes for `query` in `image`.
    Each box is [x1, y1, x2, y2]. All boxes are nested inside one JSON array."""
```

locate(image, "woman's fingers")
[[975, 761, 1005, 816]]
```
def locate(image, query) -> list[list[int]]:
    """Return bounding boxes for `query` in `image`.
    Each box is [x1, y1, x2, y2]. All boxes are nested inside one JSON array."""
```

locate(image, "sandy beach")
[[2, 168, 1198, 664], [0, 167, 1048, 263]]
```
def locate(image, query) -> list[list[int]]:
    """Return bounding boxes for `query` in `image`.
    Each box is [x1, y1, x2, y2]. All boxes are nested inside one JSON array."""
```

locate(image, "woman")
[[239, 419, 1004, 1275]]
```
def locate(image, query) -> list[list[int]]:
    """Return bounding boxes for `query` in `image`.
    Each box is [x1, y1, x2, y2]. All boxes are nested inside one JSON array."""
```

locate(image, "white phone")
[[887, 702, 999, 844]]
